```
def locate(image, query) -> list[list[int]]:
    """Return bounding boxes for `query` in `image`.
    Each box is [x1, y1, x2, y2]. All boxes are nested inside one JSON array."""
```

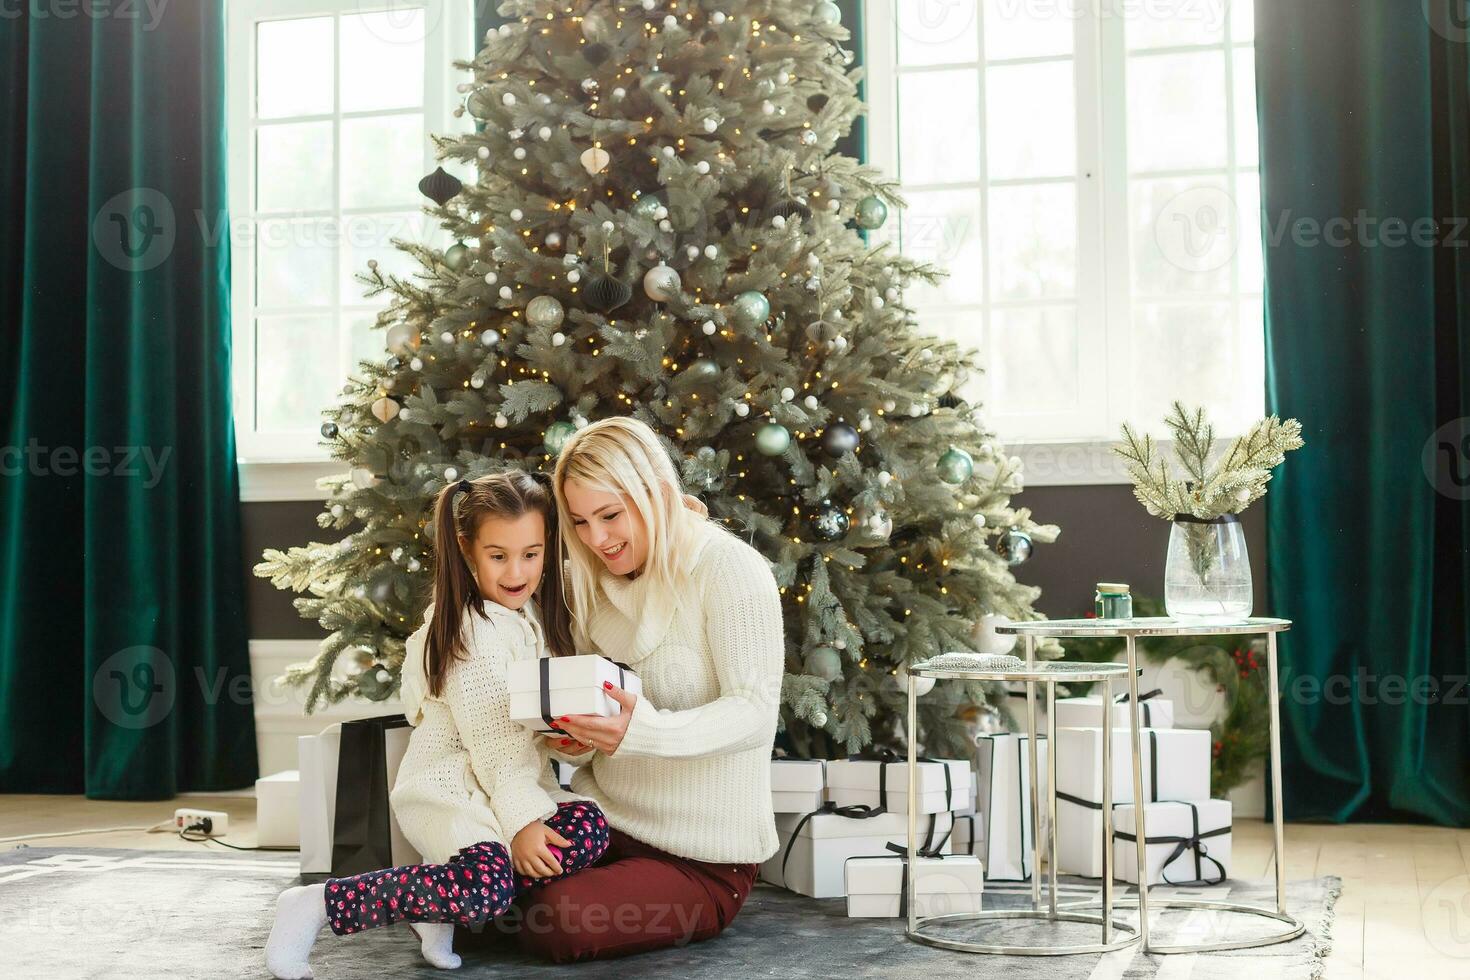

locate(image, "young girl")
[[265, 471, 610, 978]]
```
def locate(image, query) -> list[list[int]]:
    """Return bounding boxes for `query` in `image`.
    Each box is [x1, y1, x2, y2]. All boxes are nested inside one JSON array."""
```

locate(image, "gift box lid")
[[506, 654, 641, 693], [770, 758, 826, 792], [844, 854, 984, 895], [1111, 798, 1231, 833], [825, 758, 971, 800], [776, 808, 955, 842]]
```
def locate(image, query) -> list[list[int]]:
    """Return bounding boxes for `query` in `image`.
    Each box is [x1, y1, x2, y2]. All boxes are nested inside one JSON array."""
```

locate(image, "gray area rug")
[[3, 846, 1340, 979]]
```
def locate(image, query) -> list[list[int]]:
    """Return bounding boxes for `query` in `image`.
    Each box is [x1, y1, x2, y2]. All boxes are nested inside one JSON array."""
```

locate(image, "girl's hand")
[[543, 732, 595, 757], [511, 821, 572, 878], [554, 683, 636, 755]]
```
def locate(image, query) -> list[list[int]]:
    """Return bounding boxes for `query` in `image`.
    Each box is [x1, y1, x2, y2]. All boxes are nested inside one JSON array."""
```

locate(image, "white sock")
[[265, 883, 328, 980], [410, 922, 462, 970]]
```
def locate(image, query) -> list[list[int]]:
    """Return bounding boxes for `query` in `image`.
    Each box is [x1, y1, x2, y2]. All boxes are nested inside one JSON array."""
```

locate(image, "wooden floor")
[[3, 794, 1468, 977]]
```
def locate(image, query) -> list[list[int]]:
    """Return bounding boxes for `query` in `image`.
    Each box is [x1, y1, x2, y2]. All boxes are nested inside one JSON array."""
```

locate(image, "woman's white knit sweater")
[[559, 519, 785, 865], [391, 600, 581, 864]]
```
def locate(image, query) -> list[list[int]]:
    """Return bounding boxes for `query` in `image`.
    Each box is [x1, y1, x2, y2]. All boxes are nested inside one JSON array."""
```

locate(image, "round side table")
[[903, 658, 1140, 955], [995, 617, 1303, 954]]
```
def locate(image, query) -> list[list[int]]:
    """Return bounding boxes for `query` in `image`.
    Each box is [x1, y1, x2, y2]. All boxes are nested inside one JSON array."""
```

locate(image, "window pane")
[[256, 122, 334, 212], [256, 218, 337, 308], [1131, 176, 1236, 295], [990, 305, 1079, 412], [1233, 48, 1259, 169], [1129, 301, 1236, 426], [257, 17, 333, 119], [986, 60, 1076, 180], [915, 308, 987, 399], [1235, 172, 1262, 292], [341, 115, 426, 209], [255, 315, 340, 432], [988, 182, 1077, 300], [1124, 0, 1227, 50], [1236, 294, 1266, 425], [899, 69, 981, 184], [1231, 0, 1255, 42], [984, 0, 1074, 60], [1127, 51, 1227, 172], [340, 8, 426, 113], [899, 189, 985, 306], [897, 0, 979, 66], [340, 212, 435, 302]]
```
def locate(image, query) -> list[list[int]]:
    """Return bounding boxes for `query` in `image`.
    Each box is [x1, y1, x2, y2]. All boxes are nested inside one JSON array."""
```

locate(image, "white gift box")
[[950, 813, 980, 857], [298, 722, 420, 874], [1113, 799, 1232, 885], [1054, 692, 1175, 731], [771, 758, 827, 813], [506, 655, 643, 733], [761, 809, 955, 898], [552, 760, 579, 790], [825, 758, 971, 815], [256, 770, 301, 848], [1054, 727, 1210, 877], [844, 854, 985, 918], [975, 733, 1048, 880]]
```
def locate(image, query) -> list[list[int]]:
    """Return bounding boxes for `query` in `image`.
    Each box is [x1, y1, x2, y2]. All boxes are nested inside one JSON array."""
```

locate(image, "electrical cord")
[[0, 819, 174, 844], [178, 820, 296, 852]]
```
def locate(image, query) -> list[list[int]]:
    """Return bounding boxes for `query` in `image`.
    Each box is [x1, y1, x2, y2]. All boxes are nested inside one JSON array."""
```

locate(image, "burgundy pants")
[[461, 828, 758, 963]]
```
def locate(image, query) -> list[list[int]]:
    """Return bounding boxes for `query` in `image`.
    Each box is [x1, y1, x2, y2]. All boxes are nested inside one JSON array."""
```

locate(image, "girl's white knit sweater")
[[391, 600, 581, 864], [558, 519, 785, 865]]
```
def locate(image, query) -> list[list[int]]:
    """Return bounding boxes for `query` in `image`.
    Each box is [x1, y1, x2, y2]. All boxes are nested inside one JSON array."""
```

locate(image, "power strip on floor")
[[173, 808, 230, 837]]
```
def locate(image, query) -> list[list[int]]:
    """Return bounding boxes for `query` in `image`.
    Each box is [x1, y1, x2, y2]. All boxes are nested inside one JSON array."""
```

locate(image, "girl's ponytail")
[[425, 479, 478, 697], [530, 471, 576, 659]]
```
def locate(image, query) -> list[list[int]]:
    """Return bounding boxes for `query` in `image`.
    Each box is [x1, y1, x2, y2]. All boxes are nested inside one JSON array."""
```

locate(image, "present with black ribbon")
[[1054, 727, 1210, 877], [975, 732, 1048, 880], [323, 715, 422, 876], [826, 754, 970, 815], [1054, 688, 1175, 731], [1112, 799, 1231, 885], [844, 842, 984, 918], [760, 802, 957, 898], [506, 654, 643, 734], [771, 756, 827, 813]]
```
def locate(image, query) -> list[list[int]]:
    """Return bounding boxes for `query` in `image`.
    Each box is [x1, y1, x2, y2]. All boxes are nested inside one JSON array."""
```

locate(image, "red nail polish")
[[602, 681, 613, 689]]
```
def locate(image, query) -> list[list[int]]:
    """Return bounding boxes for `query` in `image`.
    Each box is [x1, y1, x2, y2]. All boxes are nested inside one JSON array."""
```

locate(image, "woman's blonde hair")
[[551, 416, 706, 644]]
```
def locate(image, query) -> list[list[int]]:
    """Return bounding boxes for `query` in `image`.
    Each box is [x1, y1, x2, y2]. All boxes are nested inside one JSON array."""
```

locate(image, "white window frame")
[[864, 0, 1262, 485], [227, 0, 473, 498]]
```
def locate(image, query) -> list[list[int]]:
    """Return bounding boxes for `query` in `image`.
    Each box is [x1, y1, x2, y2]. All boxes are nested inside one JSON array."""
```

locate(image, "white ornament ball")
[[704, 244, 719, 259], [702, 320, 717, 336], [734, 402, 750, 417], [499, 286, 513, 300], [331, 504, 344, 518], [642, 263, 682, 301], [801, 130, 817, 146], [686, 245, 700, 260], [440, 331, 454, 344], [551, 332, 566, 347], [878, 470, 893, 487], [602, 220, 615, 233], [703, 117, 717, 133], [803, 394, 818, 410], [513, 147, 527, 160], [546, 231, 562, 248], [711, 11, 726, 24], [664, 14, 677, 28], [483, 271, 498, 285], [883, 400, 897, 412], [470, 373, 485, 389], [897, 663, 937, 697], [407, 558, 421, 573], [409, 357, 423, 371], [781, 387, 795, 402], [509, 208, 523, 221], [658, 219, 673, 232], [885, 287, 899, 301], [772, 214, 786, 229], [477, 146, 490, 159], [695, 160, 711, 175], [444, 467, 459, 481], [612, 86, 627, 100], [494, 413, 509, 428], [811, 709, 828, 728], [661, 145, 676, 159], [973, 613, 1018, 656], [567, 270, 581, 283], [538, 125, 552, 140], [480, 328, 500, 347], [762, 100, 775, 115], [973, 513, 987, 529], [501, 93, 516, 106]]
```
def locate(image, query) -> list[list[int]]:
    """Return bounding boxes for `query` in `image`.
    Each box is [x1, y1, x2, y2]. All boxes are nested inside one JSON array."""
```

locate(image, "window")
[[865, 0, 1263, 449], [227, 0, 472, 462]]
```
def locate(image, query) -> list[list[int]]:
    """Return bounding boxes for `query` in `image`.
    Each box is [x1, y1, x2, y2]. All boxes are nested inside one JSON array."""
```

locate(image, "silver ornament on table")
[[994, 526, 1033, 565], [731, 290, 771, 328], [936, 446, 974, 485], [854, 195, 888, 230], [809, 500, 850, 542], [803, 645, 843, 681], [443, 241, 472, 271], [755, 421, 791, 456], [543, 420, 577, 456], [526, 294, 565, 330], [643, 263, 682, 302], [820, 421, 859, 458]]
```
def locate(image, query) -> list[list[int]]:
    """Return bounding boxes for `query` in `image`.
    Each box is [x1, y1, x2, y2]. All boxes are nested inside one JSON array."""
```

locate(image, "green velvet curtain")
[[1258, 0, 1470, 824], [0, 4, 257, 798]]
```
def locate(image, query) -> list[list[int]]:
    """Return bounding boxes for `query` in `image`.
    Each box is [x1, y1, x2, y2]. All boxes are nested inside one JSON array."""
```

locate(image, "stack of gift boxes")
[[762, 756, 985, 917]]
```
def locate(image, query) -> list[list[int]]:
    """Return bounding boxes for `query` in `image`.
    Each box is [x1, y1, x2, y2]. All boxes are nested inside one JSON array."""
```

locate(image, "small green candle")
[[1095, 583, 1132, 619]]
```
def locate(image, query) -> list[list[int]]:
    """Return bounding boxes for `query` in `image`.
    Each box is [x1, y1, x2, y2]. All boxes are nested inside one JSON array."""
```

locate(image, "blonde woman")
[[509, 415, 785, 962]]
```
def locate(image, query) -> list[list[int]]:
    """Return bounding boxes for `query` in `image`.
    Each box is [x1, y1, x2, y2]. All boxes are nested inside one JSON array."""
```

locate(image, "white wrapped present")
[[1113, 799, 1231, 885], [1054, 727, 1211, 877], [552, 759, 579, 790], [825, 758, 971, 815], [975, 733, 1048, 880], [506, 654, 642, 733], [298, 719, 420, 875], [844, 853, 984, 918], [256, 770, 300, 849], [1054, 689, 1174, 731], [951, 813, 980, 857], [771, 758, 826, 813], [761, 808, 955, 898]]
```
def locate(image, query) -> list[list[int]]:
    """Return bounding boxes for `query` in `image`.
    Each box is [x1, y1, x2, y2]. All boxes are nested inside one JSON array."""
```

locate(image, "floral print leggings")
[[323, 801, 609, 936]]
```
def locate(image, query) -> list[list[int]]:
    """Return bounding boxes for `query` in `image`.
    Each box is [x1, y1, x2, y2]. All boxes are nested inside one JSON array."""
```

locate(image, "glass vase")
[[1164, 515, 1252, 624]]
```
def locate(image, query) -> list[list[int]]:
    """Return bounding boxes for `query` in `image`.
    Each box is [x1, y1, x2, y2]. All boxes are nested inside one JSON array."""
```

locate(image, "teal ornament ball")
[[630, 192, 664, 220], [685, 357, 721, 381], [814, 1, 842, 26], [936, 446, 974, 485], [995, 526, 1034, 565], [803, 645, 843, 681], [443, 241, 472, 271], [732, 290, 771, 328], [854, 195, 888, 230], [357, 665, 395, 701], [755, 421, 791, 456], [543, 420, 577, 456]]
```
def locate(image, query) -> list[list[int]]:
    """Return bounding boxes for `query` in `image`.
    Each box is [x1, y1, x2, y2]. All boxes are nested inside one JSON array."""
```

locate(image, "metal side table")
[[996, 617, 1303, 954], [904, 657, 1140, 955]]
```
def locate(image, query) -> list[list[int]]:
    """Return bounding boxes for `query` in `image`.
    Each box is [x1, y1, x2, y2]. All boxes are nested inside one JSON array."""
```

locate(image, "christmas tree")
[[255, 0, 1059, 758]]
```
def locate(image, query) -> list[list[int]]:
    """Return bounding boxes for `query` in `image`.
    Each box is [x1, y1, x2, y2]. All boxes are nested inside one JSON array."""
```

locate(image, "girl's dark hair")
[[424, 470, 575, 697]]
